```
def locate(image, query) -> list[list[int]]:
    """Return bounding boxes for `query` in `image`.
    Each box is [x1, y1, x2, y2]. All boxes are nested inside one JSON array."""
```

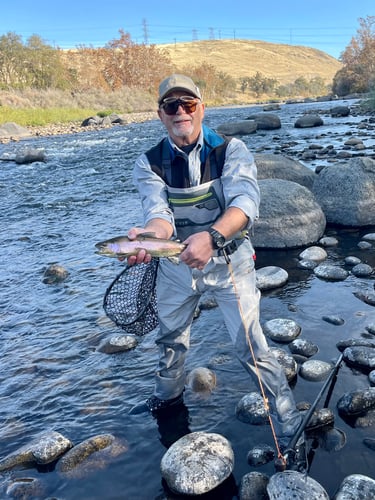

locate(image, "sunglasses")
[[160, 96, 200, 115]]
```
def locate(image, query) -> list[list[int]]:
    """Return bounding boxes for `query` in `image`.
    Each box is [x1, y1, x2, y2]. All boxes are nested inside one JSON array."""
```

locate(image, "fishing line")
[[225, 252, 285, 466]]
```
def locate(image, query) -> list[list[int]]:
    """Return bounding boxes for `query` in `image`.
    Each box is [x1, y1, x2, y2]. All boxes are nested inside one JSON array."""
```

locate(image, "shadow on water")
[[0, 100, 374, 498]]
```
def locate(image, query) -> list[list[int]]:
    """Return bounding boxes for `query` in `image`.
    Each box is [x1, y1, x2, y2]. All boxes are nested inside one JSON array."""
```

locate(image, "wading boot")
[[129, 393, 184, 416]]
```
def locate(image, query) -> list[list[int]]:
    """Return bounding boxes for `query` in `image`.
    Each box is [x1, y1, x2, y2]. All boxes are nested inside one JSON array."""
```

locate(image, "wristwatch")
[[208, 227, 226, 249]]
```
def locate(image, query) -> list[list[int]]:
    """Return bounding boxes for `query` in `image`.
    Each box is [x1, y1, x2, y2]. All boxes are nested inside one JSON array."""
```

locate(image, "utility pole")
[[142, 18, 149, 45]]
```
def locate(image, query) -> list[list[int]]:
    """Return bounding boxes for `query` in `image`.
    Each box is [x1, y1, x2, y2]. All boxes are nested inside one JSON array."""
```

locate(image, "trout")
[[95, 233, 186, 258]]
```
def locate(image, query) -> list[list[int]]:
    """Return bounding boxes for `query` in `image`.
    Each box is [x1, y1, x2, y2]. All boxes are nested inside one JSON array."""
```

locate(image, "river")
[[0, 99, 374, 499]]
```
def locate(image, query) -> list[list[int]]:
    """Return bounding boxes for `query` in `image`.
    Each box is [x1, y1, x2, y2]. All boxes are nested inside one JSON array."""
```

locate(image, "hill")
[[157, 39, 342, 87]]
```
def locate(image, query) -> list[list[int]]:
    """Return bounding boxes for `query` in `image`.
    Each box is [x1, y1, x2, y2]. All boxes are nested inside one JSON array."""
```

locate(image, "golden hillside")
[[157, 39, 342, 86]]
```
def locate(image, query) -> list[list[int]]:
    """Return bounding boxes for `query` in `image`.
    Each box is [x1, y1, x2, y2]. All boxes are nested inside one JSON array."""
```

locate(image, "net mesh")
[[103, 259, 159, 336]]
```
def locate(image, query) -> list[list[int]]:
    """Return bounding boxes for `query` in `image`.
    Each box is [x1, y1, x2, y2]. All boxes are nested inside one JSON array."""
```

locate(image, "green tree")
[[0, 32, 26, 88]]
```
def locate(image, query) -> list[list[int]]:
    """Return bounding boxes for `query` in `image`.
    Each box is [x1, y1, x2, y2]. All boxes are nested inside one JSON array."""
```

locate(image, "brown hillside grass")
[[158, 39, 342, 86]]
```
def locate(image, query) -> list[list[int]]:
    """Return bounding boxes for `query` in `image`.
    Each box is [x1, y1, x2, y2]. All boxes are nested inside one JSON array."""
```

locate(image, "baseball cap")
[[158, 74, 201, 104]]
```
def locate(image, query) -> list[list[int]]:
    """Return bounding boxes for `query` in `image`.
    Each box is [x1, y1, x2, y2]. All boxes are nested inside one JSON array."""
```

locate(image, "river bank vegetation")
[[0, 16, 374, 127]]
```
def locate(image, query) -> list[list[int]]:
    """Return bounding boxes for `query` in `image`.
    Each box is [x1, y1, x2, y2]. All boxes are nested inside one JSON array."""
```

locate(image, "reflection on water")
[[0, 101, 374, 498]]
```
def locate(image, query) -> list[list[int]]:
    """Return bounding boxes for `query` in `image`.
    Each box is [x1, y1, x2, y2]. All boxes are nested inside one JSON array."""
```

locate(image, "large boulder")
[[312, 157, 375, 226], [216, 120, 257, 136], [246, 112, 281, 130], [255, 153, 317, 190], [253, 179, 326, 248]]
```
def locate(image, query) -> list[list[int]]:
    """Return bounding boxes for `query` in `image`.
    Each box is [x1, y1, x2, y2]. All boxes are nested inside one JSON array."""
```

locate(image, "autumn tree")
[[333, 15, 375, 95]]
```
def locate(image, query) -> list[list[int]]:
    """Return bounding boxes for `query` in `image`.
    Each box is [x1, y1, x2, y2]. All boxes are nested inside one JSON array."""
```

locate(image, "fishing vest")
[[145, 126, 231, 241]]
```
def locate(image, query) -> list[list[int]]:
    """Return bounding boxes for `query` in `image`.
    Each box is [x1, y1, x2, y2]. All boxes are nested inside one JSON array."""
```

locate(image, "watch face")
[[210, 229, 225, 248]]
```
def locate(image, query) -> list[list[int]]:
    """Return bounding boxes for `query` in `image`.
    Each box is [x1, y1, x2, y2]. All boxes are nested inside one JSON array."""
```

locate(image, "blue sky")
[[1, 0, 373, 60]]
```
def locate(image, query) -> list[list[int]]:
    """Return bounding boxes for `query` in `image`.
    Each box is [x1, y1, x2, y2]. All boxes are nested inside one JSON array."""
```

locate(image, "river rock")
[[247, 113, 281, 130], [331, 105, 350, 117], [289, 338, 319, 358], [270, 347, 298, 381], [216, 120, 257, 136], [334, 474, 375, 499], [247, 444, 275, 466], [342, 346, 375, 372], [317, 426, 346, 452], [337, 388, 375, 417], [351, 263, 373, 277], [299, 246, 327, 262], [267, 471, 329, 499], [313, 264, 349, 281], [305, 408, 335, 431], [299, 359, 333, 382], [322, 315, 345, 326], [0, 431, 73, 472], [56, 434, 128, 479], [4, 477, 45, 499], [98, 334, 138, 353], [312, 157, 375, 226], [337, 338, 375, 352], [160, 432, 234, 496], [239, 471, 269, 500], [263, 318, 301, 343], [255, 153, 316, 189], [295, 114, 324, 128], [186, 367, 216, 393], [345, 256, 362, 266], [253, 179, 326, 249], [235, 392, 269, 425], [256, 266, 288, 290], [362, 233, 375, 242], [353, 290, 375, 306], [15, 148, 46, 164], [369, 371, 375, 386], [43, 264, 69, 284], [319, 236, 338, 247]]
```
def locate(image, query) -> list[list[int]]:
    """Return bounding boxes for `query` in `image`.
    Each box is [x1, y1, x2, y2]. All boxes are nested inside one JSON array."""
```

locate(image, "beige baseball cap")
[[158, 74, 201, 104]]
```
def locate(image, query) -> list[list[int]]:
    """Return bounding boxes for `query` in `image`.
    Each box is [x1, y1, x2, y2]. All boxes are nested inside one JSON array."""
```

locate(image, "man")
[[127, 74, 305, 469]]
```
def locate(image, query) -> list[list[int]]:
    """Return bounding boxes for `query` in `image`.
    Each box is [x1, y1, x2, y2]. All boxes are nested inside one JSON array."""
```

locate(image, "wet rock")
[[270, 347, 298, 382], [343, 346, 375, 372], [263, 318, 301, 343], [160, 432, 234, 496], [312, 157, 375, 227], [217, 120, 257, 136], [369, 371, 375, 386], [239, 471, 269, 500], [322, 315, 345, 326], [255, 153, 316, 189], [331, 105, 350, 117], [353, 290, 375, 306], [299, 246, 327, 262], [337, 338, 375, 352], [235, 392, 269, 425], [298, 259, 319, 270], [334, 474, 375, 499], [256, 266, 288, 291], [316, 427, 346, 452], [0, 431, 73, 472], [362, 233, 375, 242], [186, 367, 216, 393], [267, 471, 329, 499], [351, 263, 373, 277], [98, 334, 138, 353], [319, 236, 338, 247], [247, 444, 275, 466], [305, 408, 335, 431], [43, 264, 69, 284], [15, 148, 46, 164], [337, 388, 375, 417], [56, 434, 128, 479], [345, 256, 362, 266], [313, 264, 349, 281], [294, 114, 324, 128], [358, 240, 372, 250], [289, 338, 319, 358], [253, 179, 326, 249], [5, 477, 45, 499], [367, 324, 375, 335], [299, 359, 333, 382], [247, 113, 281, 130]]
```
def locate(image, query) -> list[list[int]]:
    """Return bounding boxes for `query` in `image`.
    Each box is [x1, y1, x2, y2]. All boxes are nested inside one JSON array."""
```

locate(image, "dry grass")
[[159, 39, 342, 86]]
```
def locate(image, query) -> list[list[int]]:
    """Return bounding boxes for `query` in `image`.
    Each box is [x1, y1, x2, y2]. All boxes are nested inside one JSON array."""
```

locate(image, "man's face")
[[158, 90, 205, 146]]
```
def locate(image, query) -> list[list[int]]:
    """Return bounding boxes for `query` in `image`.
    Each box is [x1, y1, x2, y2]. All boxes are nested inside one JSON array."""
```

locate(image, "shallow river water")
[[0, 100, 374, 499]]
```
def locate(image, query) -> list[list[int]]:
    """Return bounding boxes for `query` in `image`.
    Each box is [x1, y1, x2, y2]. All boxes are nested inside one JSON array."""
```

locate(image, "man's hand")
[[180, 231, 214, 270]]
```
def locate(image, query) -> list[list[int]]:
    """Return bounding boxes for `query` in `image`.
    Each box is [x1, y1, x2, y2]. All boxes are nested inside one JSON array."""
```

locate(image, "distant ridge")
[[157, 39, 342, 86]]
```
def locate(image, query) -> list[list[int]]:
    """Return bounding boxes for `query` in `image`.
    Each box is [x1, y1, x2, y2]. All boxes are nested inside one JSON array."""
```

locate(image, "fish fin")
[[166, 256, 180, 265], [137, 232, 157, 239]]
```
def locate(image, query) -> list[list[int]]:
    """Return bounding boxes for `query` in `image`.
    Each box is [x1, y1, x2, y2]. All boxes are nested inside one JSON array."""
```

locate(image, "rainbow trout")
[[95, 233, 186, 258]]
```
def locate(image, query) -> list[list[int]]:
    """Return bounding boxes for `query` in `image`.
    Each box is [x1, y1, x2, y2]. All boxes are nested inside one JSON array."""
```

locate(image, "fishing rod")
[[274, 352, 344, 471]]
